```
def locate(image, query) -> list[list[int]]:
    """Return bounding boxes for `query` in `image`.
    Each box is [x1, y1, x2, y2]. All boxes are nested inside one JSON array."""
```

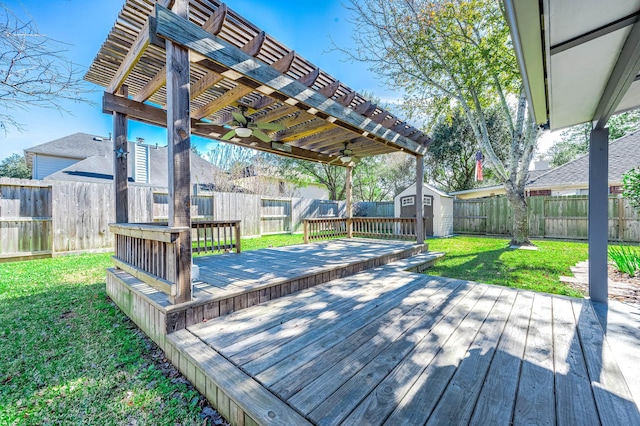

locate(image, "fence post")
[[303, 220, 309, 244], [618, 195, 625, 241]]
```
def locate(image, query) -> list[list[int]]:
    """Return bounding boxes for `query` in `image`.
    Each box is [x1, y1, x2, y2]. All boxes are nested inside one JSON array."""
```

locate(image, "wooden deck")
[[107, 238, 433, 333], [168, 271, 640, 426]]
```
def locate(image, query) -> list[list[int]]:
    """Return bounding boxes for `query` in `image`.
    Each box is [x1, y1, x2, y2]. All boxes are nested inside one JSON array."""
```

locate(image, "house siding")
[[33, 154, 80, 180]]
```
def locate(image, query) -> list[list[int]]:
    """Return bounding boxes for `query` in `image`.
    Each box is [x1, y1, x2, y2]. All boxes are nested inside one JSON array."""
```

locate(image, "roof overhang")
[[504, 0, 640, 130], [85, 0, 430, 166]]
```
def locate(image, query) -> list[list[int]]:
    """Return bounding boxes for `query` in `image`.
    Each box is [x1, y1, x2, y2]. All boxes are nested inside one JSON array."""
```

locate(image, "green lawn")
[[0, 234, 588, 424], [0, 234, 304, 425], [426, 236, 588, 297]]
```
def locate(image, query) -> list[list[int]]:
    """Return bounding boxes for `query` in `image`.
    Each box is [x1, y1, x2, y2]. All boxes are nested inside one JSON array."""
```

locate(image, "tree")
[[543, 110, 640, 167], [344, 0, 539, 245], [623, 167, 640, 212], [0, 3, 92, 130], [352, 153, 416, 201], [428, 107, 510, 191], [0, 153, 30, 178], [278, 159, 347, 200]]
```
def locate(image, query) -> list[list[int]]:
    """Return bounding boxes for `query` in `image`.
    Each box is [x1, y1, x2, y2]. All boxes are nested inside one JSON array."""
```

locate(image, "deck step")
[[167, 329, 311, 426]]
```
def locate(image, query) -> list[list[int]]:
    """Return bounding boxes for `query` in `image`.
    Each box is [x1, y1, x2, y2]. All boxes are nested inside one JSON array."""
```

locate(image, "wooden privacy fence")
[[304, 217, 422, 243], [454, 195, 640, 241], [0, 179, 52, 260], [0, 177, 396, 261]]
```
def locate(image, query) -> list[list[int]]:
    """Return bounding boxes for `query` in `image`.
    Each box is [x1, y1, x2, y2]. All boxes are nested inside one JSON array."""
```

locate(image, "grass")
[[426, 236, 588, 297], [1, 233, 588, 423], [0, 234, 305, 425], [0, 254, 214, 425]]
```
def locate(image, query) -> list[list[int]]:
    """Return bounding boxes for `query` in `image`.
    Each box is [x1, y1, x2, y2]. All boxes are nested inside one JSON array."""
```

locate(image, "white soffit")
[[549, 26, 631, 129], [616, 79, 640, 112], [549, 0, 640, 46]]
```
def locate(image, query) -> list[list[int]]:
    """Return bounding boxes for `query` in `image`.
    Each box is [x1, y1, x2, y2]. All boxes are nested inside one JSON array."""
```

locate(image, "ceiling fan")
[[199, 106, 285, 142], [329, 142, 359, 165]]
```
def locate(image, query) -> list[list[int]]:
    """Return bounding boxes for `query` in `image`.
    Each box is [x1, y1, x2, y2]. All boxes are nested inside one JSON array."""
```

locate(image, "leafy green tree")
[[428, 107, 510, 191], [623, 167, 640, 211], [344, 0, 539, 245], [0, 153, 30, 178], [278, 159, 346, 200], [544, 110, 640, 167], [351, 153, 416, 201]]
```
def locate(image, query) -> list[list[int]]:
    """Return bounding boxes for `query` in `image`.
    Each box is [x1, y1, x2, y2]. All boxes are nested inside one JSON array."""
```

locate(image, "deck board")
[[164, 250, 640, 425]]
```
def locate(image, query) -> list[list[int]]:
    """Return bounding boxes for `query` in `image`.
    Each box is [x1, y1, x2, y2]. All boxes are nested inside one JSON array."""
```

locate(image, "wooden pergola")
[[85, 0, 430, 304]]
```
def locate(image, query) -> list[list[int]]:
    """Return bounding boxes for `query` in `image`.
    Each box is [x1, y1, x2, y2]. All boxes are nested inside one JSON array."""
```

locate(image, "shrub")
[[608, 245, 640, 277], [623, 167, 640, 211]]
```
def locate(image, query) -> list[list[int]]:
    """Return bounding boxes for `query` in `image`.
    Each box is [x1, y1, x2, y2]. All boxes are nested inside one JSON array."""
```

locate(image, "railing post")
[[235, 222, 242, 253], [346, 166, 353, 238], [304, 219, 309, 244]]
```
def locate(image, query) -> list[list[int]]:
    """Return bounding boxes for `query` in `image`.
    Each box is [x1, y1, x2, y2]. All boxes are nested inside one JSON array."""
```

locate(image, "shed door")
[[423, 195, 434, 236], [400, 195, 434, 237]]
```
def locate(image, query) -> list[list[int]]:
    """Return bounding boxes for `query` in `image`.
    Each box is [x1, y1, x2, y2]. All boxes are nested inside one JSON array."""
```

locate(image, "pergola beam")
[[107, 20, 151, 94], [107, 0, 173, 94], [152, 5, 428, 156], [592, 17, 640, 129], [102, 92, 339, 164]]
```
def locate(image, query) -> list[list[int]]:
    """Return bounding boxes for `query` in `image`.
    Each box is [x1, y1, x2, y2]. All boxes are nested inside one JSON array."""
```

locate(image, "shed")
[[394, 183, 453, 237]]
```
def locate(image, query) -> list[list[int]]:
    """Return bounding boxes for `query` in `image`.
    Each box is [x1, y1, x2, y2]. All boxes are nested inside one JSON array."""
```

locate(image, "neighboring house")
[[24, 132, 221, 186], [451, 130, 640, 199]]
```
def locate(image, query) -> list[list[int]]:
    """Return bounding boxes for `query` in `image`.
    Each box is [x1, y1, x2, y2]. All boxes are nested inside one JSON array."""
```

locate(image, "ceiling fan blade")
[[221, 130, 237, 140], [255, 122, 285, 131], [232, 111, 247, 124], [252, 129, 272, 142]]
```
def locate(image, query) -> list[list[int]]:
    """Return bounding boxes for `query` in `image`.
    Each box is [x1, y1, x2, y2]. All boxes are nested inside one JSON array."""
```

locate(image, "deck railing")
[[153, 220, 241, 254], [304, 217, 422, 243], [111, 220, 241, 303]]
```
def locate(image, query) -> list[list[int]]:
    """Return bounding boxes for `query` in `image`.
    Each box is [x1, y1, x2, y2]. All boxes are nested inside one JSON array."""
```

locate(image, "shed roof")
[[84, 0, 430, 165]]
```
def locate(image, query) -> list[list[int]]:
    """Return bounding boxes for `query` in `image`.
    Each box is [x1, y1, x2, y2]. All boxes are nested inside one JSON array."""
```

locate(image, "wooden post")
[[346, 165, 353, 238], [618, 195, 625, 241], [235, 222, 241, 253], [113, 85, 129, 224], [415, 155, 424, 244], [166, 0, 192, 304], [303, 220, 309, 244]]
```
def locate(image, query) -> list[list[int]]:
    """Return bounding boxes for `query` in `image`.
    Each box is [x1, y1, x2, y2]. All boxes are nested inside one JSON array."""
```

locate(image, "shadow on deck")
[[105, 239, 640, 425]]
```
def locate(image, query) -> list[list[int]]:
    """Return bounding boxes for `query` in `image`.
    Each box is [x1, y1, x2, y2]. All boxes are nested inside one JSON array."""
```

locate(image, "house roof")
[[24, 132, 111, 167], [528, 129, 640, 188], [26, 132, 221, 186]]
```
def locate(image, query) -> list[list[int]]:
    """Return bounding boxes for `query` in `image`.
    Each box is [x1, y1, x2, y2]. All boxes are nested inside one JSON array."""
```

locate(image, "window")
[[423, 196, 432, 206], [401, 197, 415, 207]]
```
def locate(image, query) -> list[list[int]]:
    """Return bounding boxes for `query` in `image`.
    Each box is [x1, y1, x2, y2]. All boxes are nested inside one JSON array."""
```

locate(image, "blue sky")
[[0, 0, 400, 160]]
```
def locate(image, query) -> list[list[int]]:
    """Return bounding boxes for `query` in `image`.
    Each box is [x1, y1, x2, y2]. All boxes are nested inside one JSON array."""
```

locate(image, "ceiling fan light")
[[340, 155, 352, 163], [235, 127, 253, 138]]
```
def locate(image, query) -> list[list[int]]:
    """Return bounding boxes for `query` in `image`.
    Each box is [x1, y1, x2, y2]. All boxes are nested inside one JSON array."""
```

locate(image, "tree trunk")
[[504, 179, 531, 246]]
